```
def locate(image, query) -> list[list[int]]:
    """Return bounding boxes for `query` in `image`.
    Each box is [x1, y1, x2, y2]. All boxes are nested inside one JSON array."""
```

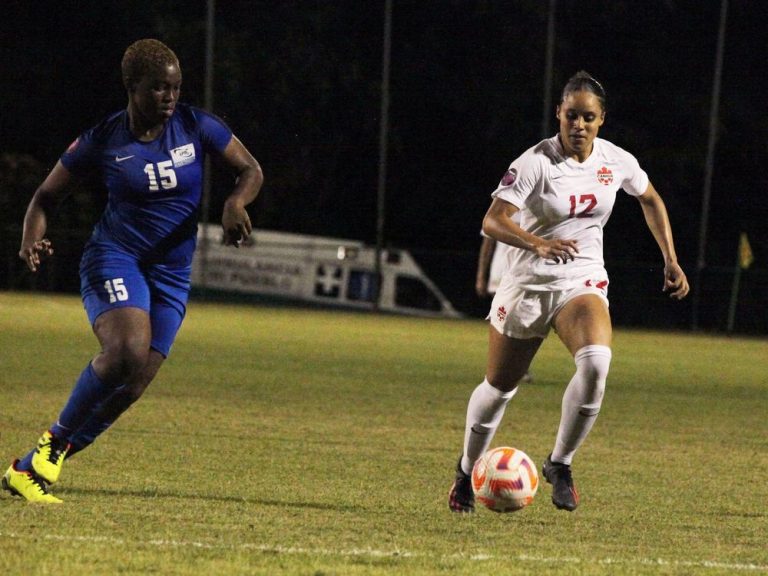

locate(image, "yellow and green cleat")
[[31, 430, 70, 484], [2, 460, 63, 504]]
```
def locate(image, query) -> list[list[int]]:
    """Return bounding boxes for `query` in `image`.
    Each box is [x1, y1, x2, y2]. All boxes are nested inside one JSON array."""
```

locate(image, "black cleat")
[[448, 458, 475, 513], [542, 454, 579, 511]]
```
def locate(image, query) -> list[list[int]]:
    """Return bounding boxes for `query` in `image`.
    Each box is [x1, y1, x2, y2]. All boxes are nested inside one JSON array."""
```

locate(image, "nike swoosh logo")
[[115, 155, 135, 162]]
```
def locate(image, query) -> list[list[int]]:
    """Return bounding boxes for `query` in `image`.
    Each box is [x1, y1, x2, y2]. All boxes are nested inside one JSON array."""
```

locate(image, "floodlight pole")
[[541, 0, 556, 138], [692, 0, 728, 330], [374, 0, 393, 311], [200, 0, 216, 295]]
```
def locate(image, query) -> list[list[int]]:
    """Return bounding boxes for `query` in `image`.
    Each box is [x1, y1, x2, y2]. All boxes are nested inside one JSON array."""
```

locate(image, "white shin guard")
[[461, 378, 518, 474], [552, 345, 612, 465]]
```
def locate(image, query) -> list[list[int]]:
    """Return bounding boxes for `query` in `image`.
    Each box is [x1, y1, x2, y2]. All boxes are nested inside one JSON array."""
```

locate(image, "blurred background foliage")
[[0, 0, 765, 332]]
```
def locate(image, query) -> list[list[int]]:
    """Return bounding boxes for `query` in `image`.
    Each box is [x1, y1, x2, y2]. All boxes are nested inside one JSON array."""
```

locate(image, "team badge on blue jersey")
[[171, 143, 195, 167]]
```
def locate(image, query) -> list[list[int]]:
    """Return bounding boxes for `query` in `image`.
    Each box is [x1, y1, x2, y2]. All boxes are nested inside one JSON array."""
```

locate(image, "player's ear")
[[555, 105, 562, 121]]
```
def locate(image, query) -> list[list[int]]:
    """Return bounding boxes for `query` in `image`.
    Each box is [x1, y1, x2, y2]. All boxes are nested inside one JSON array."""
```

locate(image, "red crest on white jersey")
[[596, 166, 613, 185]]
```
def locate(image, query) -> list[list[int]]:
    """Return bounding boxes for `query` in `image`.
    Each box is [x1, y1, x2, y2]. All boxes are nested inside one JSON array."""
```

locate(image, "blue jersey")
[[61, 103, 232, 265]]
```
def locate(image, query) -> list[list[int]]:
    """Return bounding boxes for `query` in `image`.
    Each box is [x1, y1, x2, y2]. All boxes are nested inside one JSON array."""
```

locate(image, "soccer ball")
[[471, 447, 538, 512]]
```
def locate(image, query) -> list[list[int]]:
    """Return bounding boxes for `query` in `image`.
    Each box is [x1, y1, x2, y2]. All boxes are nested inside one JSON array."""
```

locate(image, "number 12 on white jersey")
[[569, 194, 597, 218]]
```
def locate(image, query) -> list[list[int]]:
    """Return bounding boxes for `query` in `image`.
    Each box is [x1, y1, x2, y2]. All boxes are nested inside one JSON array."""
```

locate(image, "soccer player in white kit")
[[449, 71, 689, 513], [475, 224, 516, 297], [476, 215, 533, 385]]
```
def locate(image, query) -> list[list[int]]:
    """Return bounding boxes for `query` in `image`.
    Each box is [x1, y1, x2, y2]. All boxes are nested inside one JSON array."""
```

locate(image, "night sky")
[[1, 0, 765, 330]]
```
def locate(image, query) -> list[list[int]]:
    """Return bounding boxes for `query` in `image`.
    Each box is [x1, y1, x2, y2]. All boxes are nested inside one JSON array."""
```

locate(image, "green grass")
[[0, 291, 766, 575]]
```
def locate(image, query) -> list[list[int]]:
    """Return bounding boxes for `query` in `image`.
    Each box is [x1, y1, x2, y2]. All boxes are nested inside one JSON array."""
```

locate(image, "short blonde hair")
[[121, 39, 179, 90]]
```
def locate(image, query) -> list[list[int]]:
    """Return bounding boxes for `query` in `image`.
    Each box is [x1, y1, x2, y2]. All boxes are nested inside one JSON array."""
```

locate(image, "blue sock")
[[16, 448, 37, 472], [17, 364, 115, 472], [67, 386, 136, 457], [53, 363, 115, 435]]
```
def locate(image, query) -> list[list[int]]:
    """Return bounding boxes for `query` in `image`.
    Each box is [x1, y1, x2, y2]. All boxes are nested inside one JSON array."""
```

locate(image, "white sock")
[[461, 378, 518, 474], [552, 345, 612, 465]]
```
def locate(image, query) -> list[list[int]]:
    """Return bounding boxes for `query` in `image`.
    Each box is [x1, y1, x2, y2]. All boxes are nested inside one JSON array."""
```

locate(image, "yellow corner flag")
[[738, 233, 754, 269]]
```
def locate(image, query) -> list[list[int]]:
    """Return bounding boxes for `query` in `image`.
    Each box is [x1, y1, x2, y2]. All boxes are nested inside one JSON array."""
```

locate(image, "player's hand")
[[535, 238, 579, 264], [19, 239, 54, 272], [663, 261, 689, 300], [221, 199, 252, 248]]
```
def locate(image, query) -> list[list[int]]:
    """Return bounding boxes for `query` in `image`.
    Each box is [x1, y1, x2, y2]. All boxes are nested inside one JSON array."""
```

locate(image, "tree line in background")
[[1, 1, 764, 332]]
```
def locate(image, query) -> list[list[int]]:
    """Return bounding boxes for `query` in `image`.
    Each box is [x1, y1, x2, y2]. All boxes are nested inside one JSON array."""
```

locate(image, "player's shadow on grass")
[[63, 486, 363, 512], [712, 510, 767, 519]]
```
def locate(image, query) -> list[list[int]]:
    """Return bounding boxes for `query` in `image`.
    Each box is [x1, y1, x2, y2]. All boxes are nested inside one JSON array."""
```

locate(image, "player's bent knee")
[[573, 345, 611, 409], [574, 345, 611, 382], [99, 342, 151, 384]]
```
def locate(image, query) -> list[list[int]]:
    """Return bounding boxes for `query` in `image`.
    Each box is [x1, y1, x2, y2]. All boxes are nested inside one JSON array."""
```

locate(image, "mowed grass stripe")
[[1, 292, 766, 576], [2, 530, 767, 573]]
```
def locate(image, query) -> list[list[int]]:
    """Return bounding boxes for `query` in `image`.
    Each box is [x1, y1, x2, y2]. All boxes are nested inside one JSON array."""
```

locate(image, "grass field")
[[0, 291, 766, 575]]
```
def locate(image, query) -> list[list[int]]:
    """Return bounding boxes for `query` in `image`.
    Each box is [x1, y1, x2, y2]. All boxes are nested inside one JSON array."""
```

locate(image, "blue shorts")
[[80, 245, 191, 357]]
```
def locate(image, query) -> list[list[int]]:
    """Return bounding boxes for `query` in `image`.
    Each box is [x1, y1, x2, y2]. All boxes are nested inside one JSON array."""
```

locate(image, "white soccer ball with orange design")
[[471, 447, 538, 512]]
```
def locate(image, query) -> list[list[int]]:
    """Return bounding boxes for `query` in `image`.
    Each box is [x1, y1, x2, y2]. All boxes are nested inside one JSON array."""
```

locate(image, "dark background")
[[1, 1, 765, 333]]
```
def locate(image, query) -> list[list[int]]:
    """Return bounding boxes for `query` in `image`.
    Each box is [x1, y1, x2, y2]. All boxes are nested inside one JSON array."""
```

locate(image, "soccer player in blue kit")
[[2, 39, 263, 503]]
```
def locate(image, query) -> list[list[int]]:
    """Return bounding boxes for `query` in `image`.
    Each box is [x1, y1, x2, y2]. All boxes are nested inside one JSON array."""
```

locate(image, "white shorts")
[[487, 273, 610, 339]]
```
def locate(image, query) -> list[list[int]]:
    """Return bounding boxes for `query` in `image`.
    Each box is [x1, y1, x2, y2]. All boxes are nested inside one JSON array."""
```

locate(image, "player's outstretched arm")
[[19, 160, 72, 272], [219, 135, 264, 247], [636, 182, 689, 300]]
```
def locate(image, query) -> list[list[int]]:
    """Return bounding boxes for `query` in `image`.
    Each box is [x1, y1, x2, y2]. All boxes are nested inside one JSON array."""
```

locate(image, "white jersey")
[[492, 135, 649, 290]]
